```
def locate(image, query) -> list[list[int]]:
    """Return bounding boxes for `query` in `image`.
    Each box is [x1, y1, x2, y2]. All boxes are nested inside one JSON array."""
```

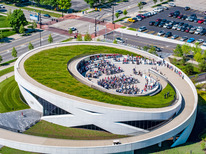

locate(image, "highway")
[[0, 31, 68, 63]]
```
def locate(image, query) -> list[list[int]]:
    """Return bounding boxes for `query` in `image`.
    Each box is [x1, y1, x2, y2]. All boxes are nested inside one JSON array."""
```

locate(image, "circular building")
[[8, 42, 198, 153]]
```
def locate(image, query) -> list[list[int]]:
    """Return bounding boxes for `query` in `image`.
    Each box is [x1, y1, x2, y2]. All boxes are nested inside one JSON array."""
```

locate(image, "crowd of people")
[[97, 74, 140, 94]]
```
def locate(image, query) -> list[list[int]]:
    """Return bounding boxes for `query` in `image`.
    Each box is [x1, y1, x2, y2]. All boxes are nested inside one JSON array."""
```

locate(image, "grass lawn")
[[0, 29, 16, 39], [0, 76, 29, 113], [0, 66, 14, 77], [24, 120, 127, 140], [0, 146, 36, 154], [127, 27, 137, 31], [24, 45, 175, 108], [61, 38, 73, 42], [0, 15, 9, 28]]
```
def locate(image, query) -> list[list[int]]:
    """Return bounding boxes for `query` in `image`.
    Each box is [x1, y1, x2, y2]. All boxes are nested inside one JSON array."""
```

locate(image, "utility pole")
[[112, 6, 115, 29]]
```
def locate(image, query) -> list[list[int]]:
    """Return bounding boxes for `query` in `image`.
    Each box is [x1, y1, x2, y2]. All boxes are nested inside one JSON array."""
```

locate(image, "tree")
[[153, 0, 157, 4], [194, 51, 202, 63], [68, 28, 73, 34], [192, 42, 202, 55], [76, 33, 82, 41], [9, 9, 28, 32], [115, 12, 120, 19], [181, 44, 191, 56], [84, 32, 92, 41], [143, 46, 149, 51], [32, 21, 37, 31], [84, 0, 98, 8], [113, 39, 117, 44], [6, 9, 12, 27], [123, 9, 128, 16], [173, 44, 183, 57], [148, 46, 157, 56], [19, 24, 25, 34], [202, 50, 206, 60], [201, 141, 205, 150], [160, 0, 163, 2], [48, 34, 53, 43], [199, 60, 206, 72], [12, 47, 17, 58], [40, 0, 58, 8], [185, 63, 194, 75], [0, 55, 2, 63], [28, 42, 34, 50], [58, 0, 72, 17], [138, 2, 143, 11]]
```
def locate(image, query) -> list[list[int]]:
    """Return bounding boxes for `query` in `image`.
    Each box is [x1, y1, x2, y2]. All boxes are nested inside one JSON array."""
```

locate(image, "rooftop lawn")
[[24, 120, 127, 140], [0, 76, 29, 113], [24, 45, 175, 108], [0, 66, 14, 77]]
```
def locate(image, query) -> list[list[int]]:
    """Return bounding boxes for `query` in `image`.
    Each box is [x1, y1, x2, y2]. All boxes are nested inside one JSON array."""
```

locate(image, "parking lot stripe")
[[147, 31, 155, 34], [144, 30, 149, 33]]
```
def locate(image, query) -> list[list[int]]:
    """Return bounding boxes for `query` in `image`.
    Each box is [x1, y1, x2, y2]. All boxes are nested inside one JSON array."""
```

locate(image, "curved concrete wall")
[[8, 41, 197, 153]]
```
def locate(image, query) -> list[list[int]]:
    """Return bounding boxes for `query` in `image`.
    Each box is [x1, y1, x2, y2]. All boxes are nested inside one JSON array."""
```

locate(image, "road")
[[3, 5, 53, 24], [105, 31, 176, 58], [84, 0, 154, 22], [0, 30, 68, 63]]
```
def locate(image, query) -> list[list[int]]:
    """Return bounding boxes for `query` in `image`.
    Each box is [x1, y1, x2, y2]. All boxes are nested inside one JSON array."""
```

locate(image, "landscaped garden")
[[0, 76, 29, 113], [24, 120, 127, 140], [24, 45, 175, 108], [0, 15, 9, 28]]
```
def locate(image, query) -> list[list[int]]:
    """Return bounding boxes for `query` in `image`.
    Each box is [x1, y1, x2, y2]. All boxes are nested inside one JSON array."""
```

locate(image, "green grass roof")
[[24, 45, 175, 108]]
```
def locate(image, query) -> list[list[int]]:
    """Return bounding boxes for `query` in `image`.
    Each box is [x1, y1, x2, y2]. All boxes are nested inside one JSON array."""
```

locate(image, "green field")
[[0, 66, 14, 77], [24, 120, 127, 140], [0, 76, 29, 113], [0, 146, 36, 154], [0, 29, 16, 40], [24, 45, 175, 108], [0, 15, 9, 28]]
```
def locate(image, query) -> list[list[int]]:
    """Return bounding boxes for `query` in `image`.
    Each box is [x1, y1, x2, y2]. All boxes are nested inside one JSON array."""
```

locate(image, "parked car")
[[195, 27, 203, 34], [116, 10, 123, 14], [196, 39, 204, 44], [141, 1, 147, 5], [184, 7, 190, 11], [166, 24, 173, 29], [154, 21, 160, 26], [168, 2, 176, 7], [180, 36, 188, 41], [168, 12, 174, 17], [128, 17, 138, 23], [156, 18, 162, 22], [177, 26, 182, 31], [115, 37, 124, 43], [200, 29, 206, 35], [172, 35, 179, 39], [194, 19, 200, 23], [138, 26, 147, 32], [203, 41, 206, 46], [165, 32, 172, 38], [43, 14, 51, 18], [149, 21, 155, 26], [189, 27, 196, 34], [157, 30, 165, 36], [187, 38, 195, 43], [172, 24, 178, 30], [69, 27, 77, 31], [158, 22, 165, 27], [178, 14, 183, 19], [198, 19, 205, 24], [182, 15, 187, 20]]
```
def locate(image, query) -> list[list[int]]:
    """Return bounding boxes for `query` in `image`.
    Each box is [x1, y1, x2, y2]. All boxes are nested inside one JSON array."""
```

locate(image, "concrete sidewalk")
[[0, 72, 14, 82], [115, 28, 206, 50], [0, 62, 15, 71]]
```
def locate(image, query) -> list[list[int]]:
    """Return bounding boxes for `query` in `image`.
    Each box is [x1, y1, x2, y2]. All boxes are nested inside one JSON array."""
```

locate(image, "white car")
[[168, 2, 176, 7], [157, 30, 165, 36], [163, 23, 168, 28], [196, 39, 204, 44], [150, 11, 157, 15], [172, 24, 178, 30]]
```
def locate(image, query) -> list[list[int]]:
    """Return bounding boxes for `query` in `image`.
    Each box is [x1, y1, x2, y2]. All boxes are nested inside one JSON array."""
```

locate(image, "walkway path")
[[0, 62, 15, 71]]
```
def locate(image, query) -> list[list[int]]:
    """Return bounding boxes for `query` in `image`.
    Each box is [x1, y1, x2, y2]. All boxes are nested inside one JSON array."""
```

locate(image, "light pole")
[[39, 11, 42, 46]]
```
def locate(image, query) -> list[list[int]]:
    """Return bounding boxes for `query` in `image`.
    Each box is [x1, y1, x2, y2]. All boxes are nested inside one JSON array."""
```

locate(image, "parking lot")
[[128, 6, 206, 43]]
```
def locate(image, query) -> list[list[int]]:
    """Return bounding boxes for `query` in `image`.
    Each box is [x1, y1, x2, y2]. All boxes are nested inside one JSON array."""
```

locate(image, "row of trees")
[[0, 34, 53, 63], [173, 43, 206, 74]]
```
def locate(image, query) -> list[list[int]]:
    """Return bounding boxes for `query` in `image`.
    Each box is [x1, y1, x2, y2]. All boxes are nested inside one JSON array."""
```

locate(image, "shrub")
[[185, 63, 194, 75], [201, 141, 205, 150], [113, 39, 117, 44], [199, 60, 206, 72]]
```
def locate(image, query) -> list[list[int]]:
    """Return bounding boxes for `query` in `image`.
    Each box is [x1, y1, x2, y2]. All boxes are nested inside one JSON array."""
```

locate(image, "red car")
[[198, 19, 205, 24], [137, 14, 145, 19], [178, 14, 183, 19]]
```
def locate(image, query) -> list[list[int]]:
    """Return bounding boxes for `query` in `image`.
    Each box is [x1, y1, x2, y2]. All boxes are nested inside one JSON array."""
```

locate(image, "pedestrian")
[[136, 33, 138, 37], [164, 93, 166, 99], [21, 112, 23, 117]]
